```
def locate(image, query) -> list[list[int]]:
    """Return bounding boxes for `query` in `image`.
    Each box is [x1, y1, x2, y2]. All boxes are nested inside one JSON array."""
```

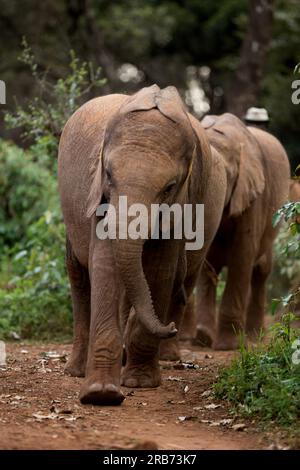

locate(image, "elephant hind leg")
[[194, 262, 218, 347], [160, 269, 200, 362], [179, 293, 196, 341], [64, 237, 91, 377], [214, 262, 252, 351], [246, 250, 272, 339]]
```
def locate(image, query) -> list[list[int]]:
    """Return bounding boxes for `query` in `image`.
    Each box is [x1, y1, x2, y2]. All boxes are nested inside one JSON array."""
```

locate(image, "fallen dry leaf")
[[232, 423, 246, 431], [166, 399, 186, 405], [177, 416, 197, 422], [204, 403, 221, 410], [174, 361, 200, 370], [166, 376, 184, 382]]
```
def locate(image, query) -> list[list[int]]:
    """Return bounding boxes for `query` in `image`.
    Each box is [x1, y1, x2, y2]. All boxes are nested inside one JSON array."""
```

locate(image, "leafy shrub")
[[0, 139, 71, 339], [0, 139, 57, 249], [5, 39, 106, 165], [271, 199, 300, 314], [0, 208, 71, 340], [214, 315, 300, 427]]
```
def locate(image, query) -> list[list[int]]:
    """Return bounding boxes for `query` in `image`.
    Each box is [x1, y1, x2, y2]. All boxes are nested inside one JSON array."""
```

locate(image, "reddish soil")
[[0, 342, 275, 450]]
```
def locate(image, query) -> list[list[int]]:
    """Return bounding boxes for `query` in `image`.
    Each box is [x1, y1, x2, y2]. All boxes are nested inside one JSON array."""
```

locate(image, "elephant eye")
[[163, 180, 177, 196]]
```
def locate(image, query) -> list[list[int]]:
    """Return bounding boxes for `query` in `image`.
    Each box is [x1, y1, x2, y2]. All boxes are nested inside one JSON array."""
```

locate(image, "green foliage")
[[269, 224, 300, 307], [0, 209, 71, 341], [214, 315, 300, 427], [0, 138, 71, 340], [0, 139, 56, 249], [5, 39, 106, 162], [270, 198, 300, 312]]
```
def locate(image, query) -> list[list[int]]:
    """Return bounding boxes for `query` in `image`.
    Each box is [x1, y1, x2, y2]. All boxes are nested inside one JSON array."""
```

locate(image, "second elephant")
[[161, 113, 290, 355]]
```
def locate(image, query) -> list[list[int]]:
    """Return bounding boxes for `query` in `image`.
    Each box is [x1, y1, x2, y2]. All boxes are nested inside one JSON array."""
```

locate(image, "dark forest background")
[[1, 0, 299, 168]]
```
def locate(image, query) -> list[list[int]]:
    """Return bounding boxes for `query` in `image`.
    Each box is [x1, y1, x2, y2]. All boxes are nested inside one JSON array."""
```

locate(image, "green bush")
[[214, 315, 300, 427], [0, 139, 57, 249], [5, 39, 106, 165], [0, 208, 72, 340], [0, 140, 71, 340]]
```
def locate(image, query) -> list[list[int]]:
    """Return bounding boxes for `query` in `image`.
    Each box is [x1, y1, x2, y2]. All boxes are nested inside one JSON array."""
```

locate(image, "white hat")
[[245, 107, 269, 122]]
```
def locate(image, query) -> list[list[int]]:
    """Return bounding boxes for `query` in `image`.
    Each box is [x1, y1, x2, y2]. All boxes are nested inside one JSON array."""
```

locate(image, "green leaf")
[[290, 222, 297, 236], [271, 298, 281, 315], [272, 211, 282, 227]]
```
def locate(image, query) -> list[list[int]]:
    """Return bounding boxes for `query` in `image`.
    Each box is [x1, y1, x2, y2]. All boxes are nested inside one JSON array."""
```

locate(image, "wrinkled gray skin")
[[172, 113, 290, 353], [58, 85, 226, 405]]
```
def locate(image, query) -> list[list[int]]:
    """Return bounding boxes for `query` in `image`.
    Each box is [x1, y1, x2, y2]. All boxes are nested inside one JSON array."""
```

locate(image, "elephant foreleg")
[[122, 240, 178, 387], [79, 236, 124, 405], [64, 237, 90, 377]]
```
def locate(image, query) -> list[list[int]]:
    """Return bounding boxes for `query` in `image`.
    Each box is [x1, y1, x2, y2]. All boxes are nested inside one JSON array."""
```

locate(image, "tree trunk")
[[227, 0, 274, 117]]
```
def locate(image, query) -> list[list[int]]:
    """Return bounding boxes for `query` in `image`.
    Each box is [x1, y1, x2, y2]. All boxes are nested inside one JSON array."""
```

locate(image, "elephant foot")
[[213, 331, 240, 350], [193, 324, 214, 347], [159, 338, 181, 361], [121, 360, 161, 388], [64, 356, 86, 378], [79, 381, 124, 406]]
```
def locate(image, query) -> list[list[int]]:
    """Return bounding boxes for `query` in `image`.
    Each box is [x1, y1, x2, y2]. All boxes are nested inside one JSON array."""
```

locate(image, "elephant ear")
[[186, 112, 213, 199], [119, 84, 191, 128], [229, 139, 265, 216], [118, 84, 160, 114], [155, 86, 191, 125], [202, 113, 265, 217], [86, 139, 105, 218]]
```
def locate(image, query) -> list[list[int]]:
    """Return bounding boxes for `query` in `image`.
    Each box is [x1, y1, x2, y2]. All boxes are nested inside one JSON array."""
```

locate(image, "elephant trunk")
[[112, 235, 177, 339]]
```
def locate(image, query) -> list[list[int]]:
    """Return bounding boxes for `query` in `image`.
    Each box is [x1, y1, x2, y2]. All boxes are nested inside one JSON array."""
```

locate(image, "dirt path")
[[0, 342, 271, 450]]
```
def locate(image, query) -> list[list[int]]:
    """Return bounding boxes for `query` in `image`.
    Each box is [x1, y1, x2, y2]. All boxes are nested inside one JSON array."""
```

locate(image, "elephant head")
[[86, 85, 210, 339], [202, 113, 265, 217]]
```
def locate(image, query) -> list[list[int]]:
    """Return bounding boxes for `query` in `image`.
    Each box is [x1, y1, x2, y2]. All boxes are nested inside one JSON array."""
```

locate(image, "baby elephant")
[[176, 113, 290, 352], [58, 85, 226, 405]]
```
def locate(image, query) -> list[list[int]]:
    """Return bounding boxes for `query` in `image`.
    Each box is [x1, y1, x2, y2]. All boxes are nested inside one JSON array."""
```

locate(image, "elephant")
[[58, 85, 227, 405], [161, 113, 290, 355]]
